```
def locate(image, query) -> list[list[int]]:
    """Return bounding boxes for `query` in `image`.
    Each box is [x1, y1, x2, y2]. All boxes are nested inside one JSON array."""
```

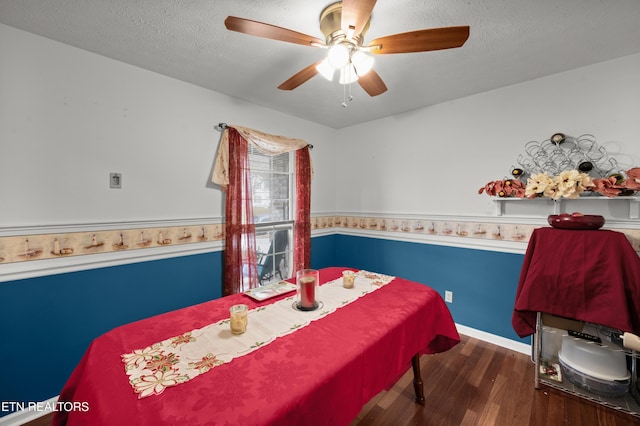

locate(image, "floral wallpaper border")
[[1, 216, 639, 265]]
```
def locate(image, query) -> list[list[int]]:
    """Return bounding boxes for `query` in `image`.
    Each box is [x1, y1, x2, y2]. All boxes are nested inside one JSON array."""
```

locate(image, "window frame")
[[249, 148, 296, 285]]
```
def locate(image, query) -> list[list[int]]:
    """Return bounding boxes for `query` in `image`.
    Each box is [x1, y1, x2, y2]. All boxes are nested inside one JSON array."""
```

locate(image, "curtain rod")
[[214, 122, 313, 149]]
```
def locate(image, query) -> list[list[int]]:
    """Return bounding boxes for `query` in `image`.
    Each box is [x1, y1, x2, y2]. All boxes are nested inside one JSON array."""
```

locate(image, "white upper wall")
[[0, 23, 337, 228], [2, 22, 639, 228], [334, 52, 640, 217]]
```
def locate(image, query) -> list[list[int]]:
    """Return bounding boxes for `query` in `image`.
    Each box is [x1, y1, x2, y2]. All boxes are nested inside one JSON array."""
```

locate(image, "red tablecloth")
[[512, 228, 640, 338], [53, 267, 459, 425]]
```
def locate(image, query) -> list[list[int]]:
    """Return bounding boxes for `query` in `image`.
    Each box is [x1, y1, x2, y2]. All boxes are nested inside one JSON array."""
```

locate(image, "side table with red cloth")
[[53, 267, 459, 426], [512, 227, 640, 338]]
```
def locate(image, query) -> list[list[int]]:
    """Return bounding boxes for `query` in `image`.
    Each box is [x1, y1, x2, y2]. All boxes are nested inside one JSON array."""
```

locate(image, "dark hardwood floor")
[[351, 334, 638, 426], [23, 335, 638, 426]]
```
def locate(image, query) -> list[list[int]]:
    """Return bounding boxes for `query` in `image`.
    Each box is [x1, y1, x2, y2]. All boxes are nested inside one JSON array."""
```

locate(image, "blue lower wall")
[[329, 235, 528, 344], [1, 234, 528, 416], [0, 252, 222, 413]]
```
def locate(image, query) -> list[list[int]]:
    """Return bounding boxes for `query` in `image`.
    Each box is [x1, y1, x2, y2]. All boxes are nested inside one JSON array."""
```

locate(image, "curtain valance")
[[213, 125, 310, 188]]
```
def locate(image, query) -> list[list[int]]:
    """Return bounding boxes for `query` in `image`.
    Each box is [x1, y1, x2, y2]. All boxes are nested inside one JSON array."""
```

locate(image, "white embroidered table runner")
[[122, 270, 394, 398]]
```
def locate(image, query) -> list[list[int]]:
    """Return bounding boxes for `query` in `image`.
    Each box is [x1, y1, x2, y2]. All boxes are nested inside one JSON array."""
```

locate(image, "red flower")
[[623, 167, 640, 191], [478, 179, 526, 198], [591, 177, 623, 197]]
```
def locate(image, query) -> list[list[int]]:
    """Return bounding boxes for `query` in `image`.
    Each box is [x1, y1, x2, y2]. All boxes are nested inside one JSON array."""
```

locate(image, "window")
[[248, 144, 294, 285]]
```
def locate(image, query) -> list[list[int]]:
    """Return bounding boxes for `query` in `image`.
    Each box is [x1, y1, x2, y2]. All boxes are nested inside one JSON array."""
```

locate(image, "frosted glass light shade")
[[351, 50, 374, 76], [339, 64, 358, 84], [327, 44, 350, 69], [316, 59, 335, 81]]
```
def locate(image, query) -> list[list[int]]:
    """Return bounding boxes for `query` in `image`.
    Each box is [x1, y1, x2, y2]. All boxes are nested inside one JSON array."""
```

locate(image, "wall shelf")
[[494, 196, 640, 219]]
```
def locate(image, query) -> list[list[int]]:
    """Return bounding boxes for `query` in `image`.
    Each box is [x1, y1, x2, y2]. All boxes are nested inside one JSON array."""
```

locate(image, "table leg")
[[411, 353, 426, 405]]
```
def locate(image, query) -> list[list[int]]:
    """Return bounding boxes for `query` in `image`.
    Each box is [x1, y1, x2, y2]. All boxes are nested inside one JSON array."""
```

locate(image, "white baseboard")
[[0, 396, 58, 426], [456, 323, 532, 355], [0, 326, 530, 425]]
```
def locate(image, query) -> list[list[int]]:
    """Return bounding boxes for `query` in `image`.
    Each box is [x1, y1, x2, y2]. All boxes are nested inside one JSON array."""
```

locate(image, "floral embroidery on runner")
[[189, 354, 224, 373], [170, 332, 196, 347], [121, 270, 394, 398]]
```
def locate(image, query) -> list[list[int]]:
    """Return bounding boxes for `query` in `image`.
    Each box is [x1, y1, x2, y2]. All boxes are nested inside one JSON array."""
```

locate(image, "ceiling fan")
[[224, 0, 470, 97]]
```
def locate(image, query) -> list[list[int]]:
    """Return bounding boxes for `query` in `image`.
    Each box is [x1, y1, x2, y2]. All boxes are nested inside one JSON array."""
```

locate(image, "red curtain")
[[223, 128, 258, 296], [294, 146, 312, 272]]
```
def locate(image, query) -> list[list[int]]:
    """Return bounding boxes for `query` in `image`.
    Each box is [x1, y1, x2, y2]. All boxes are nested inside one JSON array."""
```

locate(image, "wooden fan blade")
[[368, 26, 470, 54], [278, 61, 323, 91], [341, 0, 377, 36], [357, 69, 387, 97], [225, 16, 324, 47]]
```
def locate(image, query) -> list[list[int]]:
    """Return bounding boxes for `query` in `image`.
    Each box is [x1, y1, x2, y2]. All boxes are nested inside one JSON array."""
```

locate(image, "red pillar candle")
[[300, 276, 316, 308], [296, 269, 319, 310]]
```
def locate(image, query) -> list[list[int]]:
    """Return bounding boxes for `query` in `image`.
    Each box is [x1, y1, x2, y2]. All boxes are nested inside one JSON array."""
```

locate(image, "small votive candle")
[[229, 304, 248, 335], [342, 270, 355, 289], [296, 269, 319, 310]]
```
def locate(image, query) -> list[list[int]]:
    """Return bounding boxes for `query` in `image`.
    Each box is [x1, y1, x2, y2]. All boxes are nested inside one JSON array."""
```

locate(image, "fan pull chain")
[[341, 67, 355, 108], [342, 81, 348, 108]]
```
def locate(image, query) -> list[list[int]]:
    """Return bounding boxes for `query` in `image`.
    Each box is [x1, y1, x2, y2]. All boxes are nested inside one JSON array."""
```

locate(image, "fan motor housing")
[[319, 1, 370, 46]]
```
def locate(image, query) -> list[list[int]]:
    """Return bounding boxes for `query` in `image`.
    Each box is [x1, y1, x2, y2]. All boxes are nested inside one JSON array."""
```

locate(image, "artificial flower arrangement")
[[479, 167, 640, 199]]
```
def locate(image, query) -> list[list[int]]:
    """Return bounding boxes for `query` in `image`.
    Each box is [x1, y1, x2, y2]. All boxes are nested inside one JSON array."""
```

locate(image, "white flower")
[[556, 170, 593, 199], [525, 173, 554, 197], [545, 183, 562, 200], [525, 170, 593, 199], [577, 173, 594, 190]]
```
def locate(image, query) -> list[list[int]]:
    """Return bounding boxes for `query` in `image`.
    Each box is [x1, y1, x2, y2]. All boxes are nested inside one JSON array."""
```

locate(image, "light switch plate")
[[110, 172, 122, 189], [445, 291, 453, 303]]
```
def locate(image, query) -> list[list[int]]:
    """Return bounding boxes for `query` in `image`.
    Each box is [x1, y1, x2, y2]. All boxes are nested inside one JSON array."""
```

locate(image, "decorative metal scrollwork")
[[513, 133, 618, 180]]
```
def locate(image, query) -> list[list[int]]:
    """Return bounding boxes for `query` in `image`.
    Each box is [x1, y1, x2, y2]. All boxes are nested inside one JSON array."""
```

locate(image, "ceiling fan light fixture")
[[351, 50, 374, 76], [339, 64, 358, 85], [327, 43, 350, 69], [316, 59, 335, 81], [225, 1, 469, 98]]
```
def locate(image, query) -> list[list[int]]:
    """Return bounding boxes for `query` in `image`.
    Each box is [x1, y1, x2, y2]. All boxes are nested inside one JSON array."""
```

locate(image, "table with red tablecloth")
[[512, 227, 640, 338], [53, 267, 459, 425]]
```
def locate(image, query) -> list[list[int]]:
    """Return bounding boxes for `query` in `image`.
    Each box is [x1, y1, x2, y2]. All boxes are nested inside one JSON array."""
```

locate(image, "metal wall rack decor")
[[516, 133, 619, 179], [493, 133, 639, 218]]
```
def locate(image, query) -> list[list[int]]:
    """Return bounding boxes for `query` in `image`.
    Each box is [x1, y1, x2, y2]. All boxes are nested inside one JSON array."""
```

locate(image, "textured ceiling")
[[1, 0, 640, 129]]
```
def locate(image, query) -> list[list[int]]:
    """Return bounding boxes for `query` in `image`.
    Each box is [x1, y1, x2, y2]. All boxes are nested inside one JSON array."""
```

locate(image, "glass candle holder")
[[296, 269, 319, 311], [342, 270, 355, 289], [229, 304, 248, 335]]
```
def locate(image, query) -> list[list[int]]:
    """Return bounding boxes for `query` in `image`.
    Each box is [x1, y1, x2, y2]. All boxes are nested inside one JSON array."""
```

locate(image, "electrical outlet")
[[445, 290, 453, 303], [110, 172, 122, 189]]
